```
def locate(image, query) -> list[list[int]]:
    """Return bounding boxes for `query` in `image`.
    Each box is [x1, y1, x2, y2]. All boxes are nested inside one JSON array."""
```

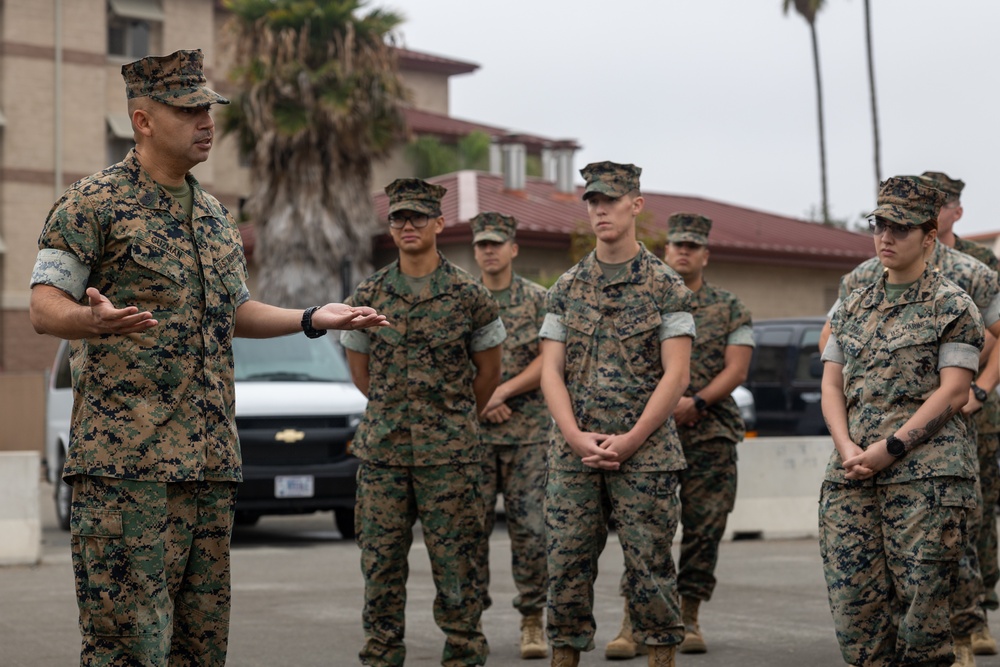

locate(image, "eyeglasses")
[[868, 219, 914, 240], [388, 214, 430, 229]]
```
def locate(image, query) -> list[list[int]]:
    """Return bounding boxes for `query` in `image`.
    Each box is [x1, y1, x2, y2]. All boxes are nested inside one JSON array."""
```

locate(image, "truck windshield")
[[233, 334, 352, 383]]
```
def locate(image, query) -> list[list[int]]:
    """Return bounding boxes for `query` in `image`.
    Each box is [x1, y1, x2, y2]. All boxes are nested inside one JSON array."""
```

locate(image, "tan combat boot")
[[972, 620, 999, 655], [648, 645, 676, 667], [679, 596, 707, 654], [520, 611, 548, 659], [605, 604, 648, 659], [952, 635, 976, 667], [550, 646, 579, 667]]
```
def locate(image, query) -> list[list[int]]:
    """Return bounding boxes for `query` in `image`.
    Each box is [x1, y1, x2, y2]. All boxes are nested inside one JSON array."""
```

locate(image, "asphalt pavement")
[[5, 482, 1000, 667]]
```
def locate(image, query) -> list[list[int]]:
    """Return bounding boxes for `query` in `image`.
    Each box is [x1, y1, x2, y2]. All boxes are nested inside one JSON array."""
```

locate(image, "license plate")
[[275, 475, 314, 499]]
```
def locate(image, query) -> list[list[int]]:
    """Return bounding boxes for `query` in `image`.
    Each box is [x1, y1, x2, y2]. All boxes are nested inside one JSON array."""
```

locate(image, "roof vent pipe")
[[500, 135, 526, 191], [488, 139, 502, 175], [541, 144, 556, 181], [554, 141, 577, 194]]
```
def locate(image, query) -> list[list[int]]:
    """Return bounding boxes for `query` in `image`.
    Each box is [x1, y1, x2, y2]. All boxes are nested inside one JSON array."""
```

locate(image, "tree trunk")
[[864, 0, 881, 192], [249, 137, 377, 307], [809, 21, 830, 224]]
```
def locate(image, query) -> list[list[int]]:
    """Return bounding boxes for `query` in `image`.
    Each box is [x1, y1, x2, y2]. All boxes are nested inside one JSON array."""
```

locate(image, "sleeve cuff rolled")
[[939, 342, 981, 372], [821, 336, 844, 365], [29, 248, 90, 301], [539, 312, 566, 342], [471, 317, 506, 352], [339, 329, 371, 354], [659, 311, 696, 341]]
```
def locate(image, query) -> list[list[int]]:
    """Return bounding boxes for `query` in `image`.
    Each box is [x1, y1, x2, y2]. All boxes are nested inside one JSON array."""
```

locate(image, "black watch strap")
[[886, 434, 906, 459], [972, 382, 988, 403], [693, 395, 708, 412], [301, 306, 327, 339]]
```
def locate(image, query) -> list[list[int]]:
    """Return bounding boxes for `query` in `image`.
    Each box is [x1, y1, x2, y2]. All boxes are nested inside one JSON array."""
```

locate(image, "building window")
[[107, 114, 134, 166], [107, 0, 163, 59]]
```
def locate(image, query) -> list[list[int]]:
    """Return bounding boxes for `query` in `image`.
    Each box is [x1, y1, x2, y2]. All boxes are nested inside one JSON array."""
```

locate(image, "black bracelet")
[[301, 306, 327, 339]]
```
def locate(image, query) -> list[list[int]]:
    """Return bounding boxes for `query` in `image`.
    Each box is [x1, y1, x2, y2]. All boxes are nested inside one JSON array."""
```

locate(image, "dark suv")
[[45, 334, 365, 538], [744, 316, 828, 437]]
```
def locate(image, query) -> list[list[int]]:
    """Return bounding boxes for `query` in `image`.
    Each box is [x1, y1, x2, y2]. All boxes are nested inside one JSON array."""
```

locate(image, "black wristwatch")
[[301, 306, 327, 339], [972, 382, 989, 403], [692, 395, 708, 413], [886, 434, 906, 459]]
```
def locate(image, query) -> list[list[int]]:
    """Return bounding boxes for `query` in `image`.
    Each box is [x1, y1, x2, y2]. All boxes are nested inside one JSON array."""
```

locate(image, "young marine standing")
[[923, 171, 1000, 658], [341, 179, 506, 667], [471, 211, 552, 660], [821, 176, 985, 666], [820, 175, 1000, 665], [606, 213, 754, 658], [539, 162, 694, 667]]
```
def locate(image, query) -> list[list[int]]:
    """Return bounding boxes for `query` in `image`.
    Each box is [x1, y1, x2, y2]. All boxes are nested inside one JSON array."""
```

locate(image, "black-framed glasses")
[[388, 213, 430, 229], [868, 219, 914, 240]]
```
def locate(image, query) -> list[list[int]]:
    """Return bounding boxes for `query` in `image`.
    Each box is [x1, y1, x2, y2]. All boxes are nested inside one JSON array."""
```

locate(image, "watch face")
[[887, 437, 905, 458], [974, 386, 988, 402]]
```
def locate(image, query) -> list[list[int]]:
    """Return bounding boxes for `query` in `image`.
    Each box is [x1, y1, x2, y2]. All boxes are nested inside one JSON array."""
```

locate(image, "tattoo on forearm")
[[905, 406, 955, 452]]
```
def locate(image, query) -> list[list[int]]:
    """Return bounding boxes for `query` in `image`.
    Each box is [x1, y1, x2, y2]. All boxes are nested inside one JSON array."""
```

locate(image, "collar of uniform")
[[576, 243, 649, 286], [383, 251, 454, 301], [864, 262, 938, 311], [123, 148, 207, 217]]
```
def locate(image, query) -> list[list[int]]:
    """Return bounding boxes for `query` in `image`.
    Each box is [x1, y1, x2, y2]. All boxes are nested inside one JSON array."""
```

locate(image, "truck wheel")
[[334, 507, 356, 540]]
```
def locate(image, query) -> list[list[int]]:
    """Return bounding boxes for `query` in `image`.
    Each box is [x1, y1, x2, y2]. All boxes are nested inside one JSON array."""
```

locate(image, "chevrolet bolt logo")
[[274, 429, 306, 443]]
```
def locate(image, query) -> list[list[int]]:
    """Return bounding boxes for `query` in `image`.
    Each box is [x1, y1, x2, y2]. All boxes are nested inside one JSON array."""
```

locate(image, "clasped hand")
[[840, 439, 895, 481]]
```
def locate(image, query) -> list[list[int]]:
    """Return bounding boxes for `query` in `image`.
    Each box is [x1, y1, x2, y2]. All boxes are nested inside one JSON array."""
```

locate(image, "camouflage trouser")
[[978, 432, 1000, 611], [545, 468, 683, 652], [356, 462, 488, 667], [70, 475, 237, 667], [476, 441, 547, 616], [615, 439, 737, 601], [951, 473, 987, 637], [677, 438, 737, 601], [819, 478, 974, 667]]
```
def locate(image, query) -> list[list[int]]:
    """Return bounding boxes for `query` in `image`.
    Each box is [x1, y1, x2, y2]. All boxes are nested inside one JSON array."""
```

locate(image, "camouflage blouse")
[[824, 265, 984, 484], [540, 246, 695, 473], [837, 241, 1000, 436], [478, 274, 552, 446], [341, 254, 505, 466], [679, 282, 754, 446], [30, 149, 249, 482]]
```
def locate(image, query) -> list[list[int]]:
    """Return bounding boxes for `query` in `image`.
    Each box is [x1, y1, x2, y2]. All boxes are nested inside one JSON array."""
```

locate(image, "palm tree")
[[863, 0, 881, 189], [783, 0, 830, 224], [222, 0, 409, 304]]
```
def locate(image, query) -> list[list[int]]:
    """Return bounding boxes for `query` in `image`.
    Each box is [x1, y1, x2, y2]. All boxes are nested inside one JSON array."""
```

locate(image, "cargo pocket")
[[71, 507, 129, 637], [921, 479, 975, 562]]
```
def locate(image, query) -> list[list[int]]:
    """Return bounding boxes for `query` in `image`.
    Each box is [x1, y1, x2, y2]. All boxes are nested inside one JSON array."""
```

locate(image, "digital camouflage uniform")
[[955, 233, 1000, 613], [674, 287, 753, 602], [28, 50, 243, 667], [471, 213, 551, 618], [540, 227, 695, 652], [926, 168, 1000, 618], [821, 176, 986, 667], [341, 179, 505, 667], [837, 239, 1000, 639]]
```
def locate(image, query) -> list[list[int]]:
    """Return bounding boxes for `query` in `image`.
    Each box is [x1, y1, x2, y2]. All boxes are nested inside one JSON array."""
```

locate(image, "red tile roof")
[[395, 47, 478, 76], [373, 171, 875, 270]]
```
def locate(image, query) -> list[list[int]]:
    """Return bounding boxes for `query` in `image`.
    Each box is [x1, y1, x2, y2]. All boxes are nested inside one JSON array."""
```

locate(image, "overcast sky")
[[392, 0, 1000, 236]]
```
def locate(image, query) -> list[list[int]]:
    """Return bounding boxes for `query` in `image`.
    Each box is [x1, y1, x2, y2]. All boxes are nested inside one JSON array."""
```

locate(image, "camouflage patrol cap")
[[580, 161, 641, 200], [470, 212, 517, 244], [920, 171, 965, 199], [121, 49, 229, 108], [667, 212, 712, 246], [869, 176, 948, 228], [385, 178, 447, 216]]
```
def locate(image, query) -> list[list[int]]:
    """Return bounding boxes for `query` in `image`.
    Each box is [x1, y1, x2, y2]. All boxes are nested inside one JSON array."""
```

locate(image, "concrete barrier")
[[0, 451, 42, 565], [725, 436, 832, 541]]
